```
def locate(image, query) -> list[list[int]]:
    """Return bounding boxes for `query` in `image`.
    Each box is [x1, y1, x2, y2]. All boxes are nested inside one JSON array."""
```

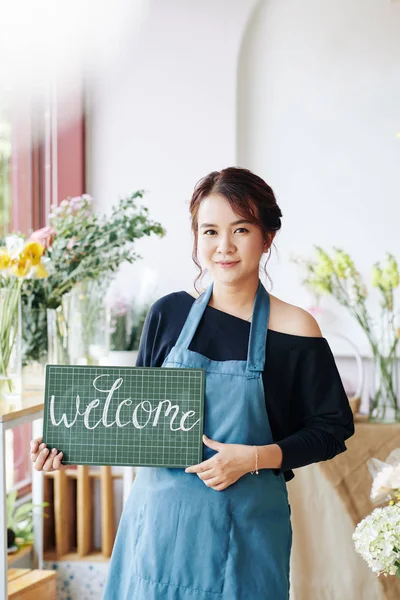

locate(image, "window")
[[0, 100, 11, 236], [3, 83, 85, 497]]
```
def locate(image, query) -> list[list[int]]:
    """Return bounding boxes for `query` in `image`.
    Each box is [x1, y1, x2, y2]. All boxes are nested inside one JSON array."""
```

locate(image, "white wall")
[[86, 0, 258, 299], [87, 0, 400, 359], [238, 0, 400, 357]]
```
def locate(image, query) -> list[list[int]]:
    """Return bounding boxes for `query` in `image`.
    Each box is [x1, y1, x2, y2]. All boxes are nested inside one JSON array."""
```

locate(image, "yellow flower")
[[371, 265, 382, 288], [381, 254, 400, 290], [313, 247, 334, 280], [10, 257, 31, 278], [333, 250, 354, 279], [0, 248, 11, 270], [22, 241, 44, 266], [314, 262, 333, 278], [33, 262, 49, 279], [308, 276, 331, 295]]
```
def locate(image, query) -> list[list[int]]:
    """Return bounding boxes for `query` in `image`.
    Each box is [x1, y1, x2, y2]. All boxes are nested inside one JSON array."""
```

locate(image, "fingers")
[[30, 437, 43, 455], [196, 467, 214, 481], [203, 476, 225, 491], [42, 448, 58, 471], [31, 442, 46, 464], [33, 446, 64, 472], [33, 446, 51, 471], [185, 457, 214, 474], [52, 452, 65, 470]]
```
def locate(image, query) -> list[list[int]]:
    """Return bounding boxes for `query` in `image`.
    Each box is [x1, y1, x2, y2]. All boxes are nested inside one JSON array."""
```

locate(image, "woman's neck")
[[208, 276, 259, 319]]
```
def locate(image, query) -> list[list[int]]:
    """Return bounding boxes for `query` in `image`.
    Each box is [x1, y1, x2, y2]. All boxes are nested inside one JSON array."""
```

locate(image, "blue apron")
[[103, 280, 292, 599]]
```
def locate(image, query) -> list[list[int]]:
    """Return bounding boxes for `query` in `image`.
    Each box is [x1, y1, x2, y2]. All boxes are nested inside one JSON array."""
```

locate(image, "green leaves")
[[21, 191, 165, 363], [46, 191, 165, 305], [6, 490, 48, 545]]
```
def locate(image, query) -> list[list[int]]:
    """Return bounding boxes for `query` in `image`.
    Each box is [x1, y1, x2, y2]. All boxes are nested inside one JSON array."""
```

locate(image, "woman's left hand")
[[184, 434, 255, 491]]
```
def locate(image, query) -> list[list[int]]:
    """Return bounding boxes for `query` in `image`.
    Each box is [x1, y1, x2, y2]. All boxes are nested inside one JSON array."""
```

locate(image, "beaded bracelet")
[[250, 445, 259, 475]]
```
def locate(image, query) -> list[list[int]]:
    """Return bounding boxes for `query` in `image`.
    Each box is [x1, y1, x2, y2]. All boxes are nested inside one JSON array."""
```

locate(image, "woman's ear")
[[265, 232, 276, 250]]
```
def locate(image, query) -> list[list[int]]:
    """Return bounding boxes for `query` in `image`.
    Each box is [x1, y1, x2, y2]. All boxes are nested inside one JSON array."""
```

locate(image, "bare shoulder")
[[269, 294, 323, 338]]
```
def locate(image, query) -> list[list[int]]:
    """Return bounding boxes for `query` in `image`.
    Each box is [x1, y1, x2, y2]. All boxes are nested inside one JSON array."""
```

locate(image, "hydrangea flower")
[[353, 503, 400, 577]]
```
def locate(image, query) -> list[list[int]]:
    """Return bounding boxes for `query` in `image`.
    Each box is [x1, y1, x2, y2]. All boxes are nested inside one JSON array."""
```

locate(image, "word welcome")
[[50, 375, 200, 432]]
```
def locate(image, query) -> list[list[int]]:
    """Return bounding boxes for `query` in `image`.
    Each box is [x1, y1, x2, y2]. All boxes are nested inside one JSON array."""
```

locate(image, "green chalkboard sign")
[[43, 365, 205, 468]]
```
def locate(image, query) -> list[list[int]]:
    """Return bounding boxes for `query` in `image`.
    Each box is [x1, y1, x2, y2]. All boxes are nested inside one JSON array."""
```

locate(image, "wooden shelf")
[[0, 390, 43, 423], [43, 550, 110, 563], [8, 567, 56, 599], [44, 469, 123, 480], [8, 544, 33, 565]]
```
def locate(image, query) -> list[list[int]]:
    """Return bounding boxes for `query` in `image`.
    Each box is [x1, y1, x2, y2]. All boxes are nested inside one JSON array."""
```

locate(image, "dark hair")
[[189, 166, 282, 293]]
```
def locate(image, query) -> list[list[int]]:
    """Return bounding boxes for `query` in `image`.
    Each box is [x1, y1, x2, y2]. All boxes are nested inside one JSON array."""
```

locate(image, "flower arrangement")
[[0, 235, 49, 397], [21, 191, 165, 365], [353, 449, 400, 578], [291, 248, 400, 422]]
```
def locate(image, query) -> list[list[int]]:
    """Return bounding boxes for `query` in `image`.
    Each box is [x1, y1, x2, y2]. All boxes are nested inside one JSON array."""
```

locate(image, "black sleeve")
[[135, 297, 178, 368], [135, 303, 163, 368], [275, 340, 355, 472]]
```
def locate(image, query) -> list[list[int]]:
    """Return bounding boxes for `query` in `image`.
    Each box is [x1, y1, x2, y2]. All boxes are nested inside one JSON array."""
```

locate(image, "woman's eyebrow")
[[199, 219, 252, 228]]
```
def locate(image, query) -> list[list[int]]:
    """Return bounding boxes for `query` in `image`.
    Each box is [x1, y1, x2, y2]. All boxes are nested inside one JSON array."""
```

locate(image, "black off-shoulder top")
[[136, 291, 355, 482]]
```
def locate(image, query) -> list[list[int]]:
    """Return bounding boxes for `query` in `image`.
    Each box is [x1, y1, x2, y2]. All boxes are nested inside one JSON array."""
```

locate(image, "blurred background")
[[1, 1, 400, 599]]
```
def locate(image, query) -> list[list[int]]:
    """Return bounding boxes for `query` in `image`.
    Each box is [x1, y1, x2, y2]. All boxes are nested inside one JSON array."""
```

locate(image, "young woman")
[[30, 167, 355, 599]]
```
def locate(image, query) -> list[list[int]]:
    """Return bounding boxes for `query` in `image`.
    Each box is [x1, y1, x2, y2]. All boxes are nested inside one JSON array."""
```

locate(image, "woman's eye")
[[234, 228, 248, 234], [203, 230, 217, 236]]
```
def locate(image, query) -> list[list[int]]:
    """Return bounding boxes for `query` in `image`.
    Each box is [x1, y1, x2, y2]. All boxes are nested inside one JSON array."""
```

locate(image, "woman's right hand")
[[30, 436, 68, 472]]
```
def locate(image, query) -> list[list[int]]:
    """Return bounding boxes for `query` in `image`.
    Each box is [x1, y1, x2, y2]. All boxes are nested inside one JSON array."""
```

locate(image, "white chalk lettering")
[[49, 377, 201, 433], [132, 401, 153, 429], [92, 375, 124, 428], [83, 399, 102, 430], [115, 398, 133, 427], [151, 399, 180, 428], [50, 394, 83, 428], [179, 410, 200, 432]]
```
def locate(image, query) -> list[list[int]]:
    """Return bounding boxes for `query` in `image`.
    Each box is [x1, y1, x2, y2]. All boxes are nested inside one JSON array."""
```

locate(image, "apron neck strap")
[[176, 280, 270, 373], [247, 280, 270, 373], [175, 284, 214, 350]]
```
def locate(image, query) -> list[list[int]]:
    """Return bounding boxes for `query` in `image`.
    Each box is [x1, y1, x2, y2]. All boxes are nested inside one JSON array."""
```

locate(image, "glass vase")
[[0, 286, 22, 406], [47, 291, 84, 365], [369, 312, 400, 423], [47, 282, 110, 366], [74, 280, 110, 365]]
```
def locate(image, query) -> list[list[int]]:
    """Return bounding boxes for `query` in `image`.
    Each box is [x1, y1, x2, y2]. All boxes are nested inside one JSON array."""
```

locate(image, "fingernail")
[[51, 448, 57, 455], [42, 448, 49, 455], [39, 443, 45, 450]]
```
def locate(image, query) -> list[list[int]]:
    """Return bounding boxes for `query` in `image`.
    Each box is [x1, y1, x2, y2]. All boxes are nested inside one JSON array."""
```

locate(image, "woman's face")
[[196, 193, 268, 286]]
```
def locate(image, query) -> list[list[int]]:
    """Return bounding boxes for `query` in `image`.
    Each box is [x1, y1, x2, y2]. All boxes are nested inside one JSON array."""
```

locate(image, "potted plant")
[[6, 489, 48, 551]]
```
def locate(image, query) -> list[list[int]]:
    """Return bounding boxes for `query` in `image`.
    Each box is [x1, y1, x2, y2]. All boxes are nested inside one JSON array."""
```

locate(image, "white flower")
[[353, 504, 400, 576], [371, 465, 394, 502], [390, 465, 400, 489], [5, 235, 24, 260]]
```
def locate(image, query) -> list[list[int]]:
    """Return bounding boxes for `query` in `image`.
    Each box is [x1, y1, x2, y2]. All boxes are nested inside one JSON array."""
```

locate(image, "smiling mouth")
[[216, 261, 239, 268]]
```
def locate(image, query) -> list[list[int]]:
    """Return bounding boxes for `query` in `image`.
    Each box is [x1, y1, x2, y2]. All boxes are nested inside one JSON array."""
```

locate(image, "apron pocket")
[[131, 491, 232, 595]]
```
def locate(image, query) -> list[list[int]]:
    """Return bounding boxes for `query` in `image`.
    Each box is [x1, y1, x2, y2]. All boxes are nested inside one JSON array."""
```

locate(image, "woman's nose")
[[217, 234, 235, 254]]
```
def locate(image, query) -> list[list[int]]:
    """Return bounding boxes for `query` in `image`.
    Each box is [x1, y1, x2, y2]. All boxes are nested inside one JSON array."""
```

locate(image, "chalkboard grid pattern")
[[43, 365, 205, 468]]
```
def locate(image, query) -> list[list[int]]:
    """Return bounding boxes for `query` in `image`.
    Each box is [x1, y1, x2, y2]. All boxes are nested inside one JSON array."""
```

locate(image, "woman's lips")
[[216, 261, 239, 269]]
